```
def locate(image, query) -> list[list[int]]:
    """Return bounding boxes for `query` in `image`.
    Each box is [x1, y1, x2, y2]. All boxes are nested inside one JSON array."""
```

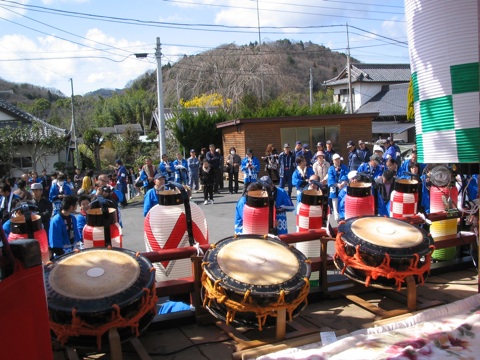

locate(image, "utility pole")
[[70, 79, 80, 169], [155, 37, 167, 157], [256, 0, 265, 101], [346, 24, 354, 114], [309, 67, 313, 109]]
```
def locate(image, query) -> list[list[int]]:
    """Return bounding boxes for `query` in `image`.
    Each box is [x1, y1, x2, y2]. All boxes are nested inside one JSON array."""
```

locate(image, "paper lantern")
[[144, 191, 208, 282], [82, 207, 123, 249], [9, 214, 49, 263]]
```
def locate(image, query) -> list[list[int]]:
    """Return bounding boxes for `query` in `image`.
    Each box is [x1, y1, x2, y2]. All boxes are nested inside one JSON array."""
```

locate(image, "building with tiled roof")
[[323, 64, 411, 113], [356, 83, 415, 142], [0, 98, 69, 177]]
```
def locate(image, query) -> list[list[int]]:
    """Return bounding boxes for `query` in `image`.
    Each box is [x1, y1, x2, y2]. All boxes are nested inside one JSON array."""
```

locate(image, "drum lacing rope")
[[201, 272, 310, 331], [49, 283, 158, 351], [334, 231, 434, 291]]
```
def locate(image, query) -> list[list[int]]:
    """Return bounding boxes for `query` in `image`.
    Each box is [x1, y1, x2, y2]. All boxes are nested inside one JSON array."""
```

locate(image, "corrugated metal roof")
[[357, 83, 409, 116], [324, 64, 411, 86], [372, 121, 415, 134]]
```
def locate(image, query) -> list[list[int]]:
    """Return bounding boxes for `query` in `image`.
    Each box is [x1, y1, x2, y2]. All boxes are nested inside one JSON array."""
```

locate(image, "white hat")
[[332, 153, 342, 161], [31, 183, 43, 190], [373, 145, 384, 153], [347, 171, 358, 180]]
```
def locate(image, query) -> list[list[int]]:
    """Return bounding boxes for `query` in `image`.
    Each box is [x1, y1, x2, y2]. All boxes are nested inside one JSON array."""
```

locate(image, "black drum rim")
[[301, 189, 324, 206], [338, 216, 434, 258], [347, 183, 372, 197], [202, 234, 310, 297], [45, 247, 155, 315], [394, 179, 419, 193]]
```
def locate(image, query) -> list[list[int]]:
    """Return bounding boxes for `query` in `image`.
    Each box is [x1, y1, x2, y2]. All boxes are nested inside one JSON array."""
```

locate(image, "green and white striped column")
[[405, 0, 479, 164]]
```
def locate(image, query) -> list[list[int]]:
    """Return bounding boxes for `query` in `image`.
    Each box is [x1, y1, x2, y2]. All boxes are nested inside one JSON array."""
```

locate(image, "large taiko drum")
[[144, 187, 208, 282], [390, 179, 419, 218], [345, 182, 375, 220], [83, 207, 123, 248], [243, 189, 270, 235], [201, 234, 311, 330], [44, 248, 157, 350], [334, 217, 434, 290], [8, 214, 49, 263]]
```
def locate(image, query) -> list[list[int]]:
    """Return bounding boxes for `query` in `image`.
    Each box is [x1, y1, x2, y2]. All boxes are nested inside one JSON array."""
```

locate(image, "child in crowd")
[[200, 159, 215, 205]]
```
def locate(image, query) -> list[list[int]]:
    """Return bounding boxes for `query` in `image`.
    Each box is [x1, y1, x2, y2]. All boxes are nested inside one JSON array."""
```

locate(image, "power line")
[[249, 0, 405, 15], [0, 14, 127, 60], [159, 0, 405, 22], [0, 4, 131, 56]]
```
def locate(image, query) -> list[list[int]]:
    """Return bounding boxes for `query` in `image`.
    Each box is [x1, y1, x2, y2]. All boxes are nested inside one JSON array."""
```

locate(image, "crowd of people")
[[0, 165, 129, 260], [1, 137, 477, 259]]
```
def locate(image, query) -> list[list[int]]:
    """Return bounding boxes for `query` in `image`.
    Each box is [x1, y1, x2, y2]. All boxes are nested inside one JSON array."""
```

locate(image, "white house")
[[0, 98, 69, 177], [323, 63, 411, 113]]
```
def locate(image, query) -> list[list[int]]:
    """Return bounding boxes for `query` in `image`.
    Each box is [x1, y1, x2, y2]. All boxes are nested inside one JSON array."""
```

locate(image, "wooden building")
[[217, 113, 377, 178]]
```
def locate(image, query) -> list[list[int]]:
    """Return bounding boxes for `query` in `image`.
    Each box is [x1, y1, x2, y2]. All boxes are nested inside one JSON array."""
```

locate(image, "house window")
[[13, 156, 33, 169], [281, 126, 340, 149]]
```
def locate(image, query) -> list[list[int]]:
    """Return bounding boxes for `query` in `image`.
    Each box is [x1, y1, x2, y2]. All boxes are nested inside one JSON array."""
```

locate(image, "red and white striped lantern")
[[243, 190, 270, 235], [430, 186, 458, 213], [83, 223, 123, 248], [8, 214, 49, 263], [430, 185, 458, 261], [9, 229, 49, 264], [345, 183, 375, 220], [295, 189, 324, 284], [144, 194, 208, 282]]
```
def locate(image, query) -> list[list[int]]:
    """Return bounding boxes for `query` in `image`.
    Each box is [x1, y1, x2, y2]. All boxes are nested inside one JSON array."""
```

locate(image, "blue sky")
[[0, 0, 409, 96]]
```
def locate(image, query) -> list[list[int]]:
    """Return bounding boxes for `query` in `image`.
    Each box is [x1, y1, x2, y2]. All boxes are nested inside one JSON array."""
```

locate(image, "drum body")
[[9, 214, 49, 263], [243, 190, 269, 235], [201, 234, 311, 330], [83, 208, 123, 248], [44, 248, 157, 349], [144, 194, 208, 282], [390, 179, 419, 218], [334, 217, 434, 290], [345, 183, 374, 220]]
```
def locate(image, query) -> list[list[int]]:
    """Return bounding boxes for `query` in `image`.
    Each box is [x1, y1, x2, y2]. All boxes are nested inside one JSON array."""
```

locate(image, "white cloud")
[[0, 28, 154, 95], [382, 16, 407, 39], [0, 0, 29, 19]]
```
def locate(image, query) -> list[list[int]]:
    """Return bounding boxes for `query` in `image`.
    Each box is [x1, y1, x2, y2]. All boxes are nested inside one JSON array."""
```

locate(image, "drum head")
[[203, 235, 310, 296], [350, 217, 423, 248], [217, 239, 299, 285], [49, 249, 140, 300]]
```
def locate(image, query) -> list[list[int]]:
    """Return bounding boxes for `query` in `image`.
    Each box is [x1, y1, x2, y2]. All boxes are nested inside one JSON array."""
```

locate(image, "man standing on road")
[[115, 159, 128, 207], [206, 144, 221, 193], [278, 143, 295, 198], [241, 148, 260, 186]]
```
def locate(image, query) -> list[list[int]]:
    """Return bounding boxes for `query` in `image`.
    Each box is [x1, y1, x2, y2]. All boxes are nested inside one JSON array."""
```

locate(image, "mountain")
[[130, 39, 358, 106], [0, 39, 357, 107]]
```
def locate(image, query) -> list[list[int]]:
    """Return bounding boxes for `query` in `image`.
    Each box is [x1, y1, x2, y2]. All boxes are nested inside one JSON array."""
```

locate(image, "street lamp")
[[135, 37, 166, 159]]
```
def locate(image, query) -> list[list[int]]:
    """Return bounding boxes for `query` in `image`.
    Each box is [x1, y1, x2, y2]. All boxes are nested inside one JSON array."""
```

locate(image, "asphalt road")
[[120, 183, 299, 253]]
